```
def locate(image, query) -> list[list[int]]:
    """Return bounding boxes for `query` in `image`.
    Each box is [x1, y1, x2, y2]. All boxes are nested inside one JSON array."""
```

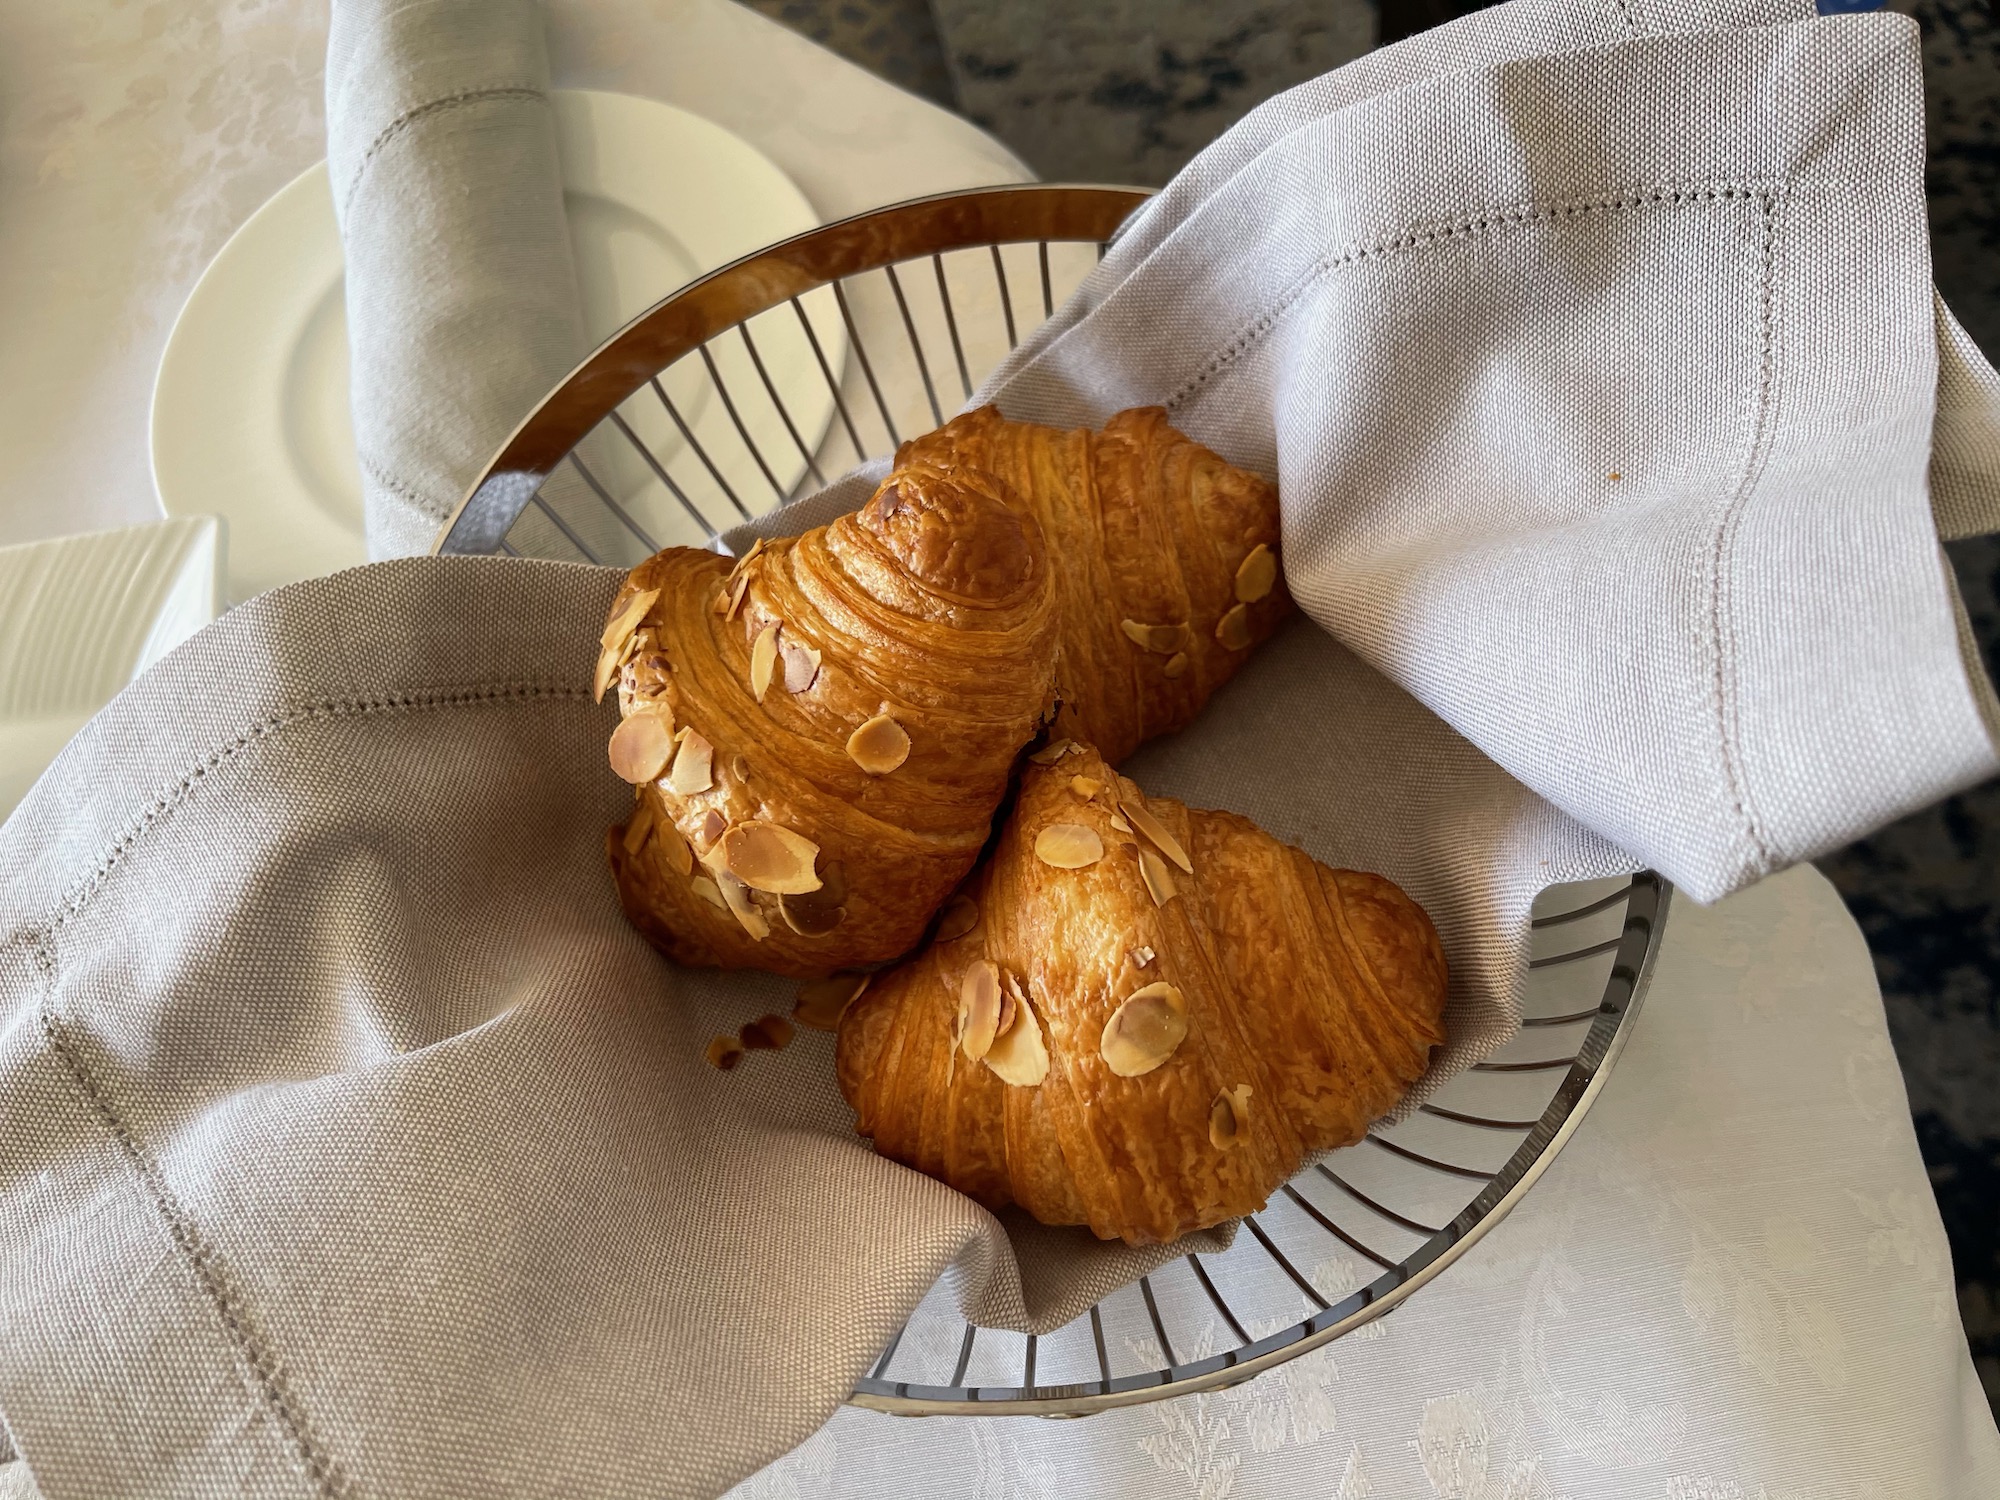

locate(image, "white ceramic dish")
[[151, 90, 838, 603], [0, 516, 222, 822]]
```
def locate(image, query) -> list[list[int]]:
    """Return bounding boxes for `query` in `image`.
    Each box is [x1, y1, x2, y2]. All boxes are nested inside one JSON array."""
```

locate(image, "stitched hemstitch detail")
[[339, 85, 548, 216], [1707, 190, 1784, 872], [35, 1003, 350, 1498], [1161, 179, 1785, 414], [24, 677, 594, 1494], [358, 452, 450, 522], [47, 681, 592, 937]]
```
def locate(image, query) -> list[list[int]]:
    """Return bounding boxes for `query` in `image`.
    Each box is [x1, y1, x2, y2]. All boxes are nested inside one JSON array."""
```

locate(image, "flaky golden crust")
[[836, 745, 1448, 1246], [898, 406, 1290, 764], [604, 463, 1061, 977]]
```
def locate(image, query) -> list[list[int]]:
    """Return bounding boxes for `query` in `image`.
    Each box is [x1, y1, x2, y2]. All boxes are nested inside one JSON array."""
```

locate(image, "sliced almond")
[[1035, 823, 1104, 870], [601, 586, 663, 650], [1100, 982, 1189, 1077], [1120, 619, 1188, 654], [847, 713, 911, 775], [1122, 797, 1193, 874], [1108, 811, 1133, 834], [999, 973, 1027, 1040], [594, 642, 625, 704], [662, 827, 694, 878], [1235, 543, 1277, 603], [749, 622, 781, 702], [740, 1014, 795, 1051], [706, 1034, 745, 1071], [620, 797, 655, 856], [1138, 845, 1179, 907], [780, 860, 846, 936], [608, 713, 676, 784], [1133, 945, 1156, 967], [1216, 603, 1253, 651], [782, 639, 822, 693], [983, 981, 1048, 1087], [1026, 738, 1075, 765], [597, 586, 664, 698], [667, 728, 714, 796], [636, 692, 674, 741], [690, 874, 727, 909], [598, 617, 662, 705], [716, 871, 770, 940], [1163, 652, 1189, 680], [700, 808, 728, 847], [1209, 1084, 1252, 1149], [957, 961, 1003, 1061], [720, 822, 822, 894], [1069, 774, 1102, 800], [794, 973, 869, 1031], [934, 894, 980, 943], [728, 537, 766, 578], [726, 571, 752, 621]]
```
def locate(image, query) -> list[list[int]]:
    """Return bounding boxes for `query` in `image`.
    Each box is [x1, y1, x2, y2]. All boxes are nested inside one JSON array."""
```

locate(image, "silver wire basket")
[[434, 184, 1672, 1417]]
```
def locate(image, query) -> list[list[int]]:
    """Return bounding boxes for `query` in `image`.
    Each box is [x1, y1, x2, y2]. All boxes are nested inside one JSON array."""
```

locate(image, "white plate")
[[152, 90, 841, 602], [0, 516, 222, 823]]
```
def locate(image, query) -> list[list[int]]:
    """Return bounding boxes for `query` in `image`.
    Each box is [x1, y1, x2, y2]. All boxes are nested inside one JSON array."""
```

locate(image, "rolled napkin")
[[4, 2, 1998, 1499], [327, 0, 586, 561]]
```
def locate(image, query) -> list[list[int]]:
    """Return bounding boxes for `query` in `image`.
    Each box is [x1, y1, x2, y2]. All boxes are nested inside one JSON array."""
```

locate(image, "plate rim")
[[150, 87, 827, 602]]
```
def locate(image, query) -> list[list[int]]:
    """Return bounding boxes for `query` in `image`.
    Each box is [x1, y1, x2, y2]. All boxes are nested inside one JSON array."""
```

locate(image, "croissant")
[[898, 405, 1291, 765], [835, 743, 1448, 1245], [601, 460, 1060, 977]]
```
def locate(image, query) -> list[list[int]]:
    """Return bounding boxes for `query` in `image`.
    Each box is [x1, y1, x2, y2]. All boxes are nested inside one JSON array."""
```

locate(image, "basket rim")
[[431, 182, 1155, 560], [433, 181, 1674, 1418]]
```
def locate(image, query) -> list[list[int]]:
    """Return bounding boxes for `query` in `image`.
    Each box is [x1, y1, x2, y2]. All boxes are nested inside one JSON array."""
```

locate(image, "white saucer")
[[151, 90, 837, 602]]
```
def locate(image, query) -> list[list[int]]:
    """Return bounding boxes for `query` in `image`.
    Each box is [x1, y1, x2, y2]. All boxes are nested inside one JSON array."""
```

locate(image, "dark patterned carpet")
[[747, 0, 2000, 1409]]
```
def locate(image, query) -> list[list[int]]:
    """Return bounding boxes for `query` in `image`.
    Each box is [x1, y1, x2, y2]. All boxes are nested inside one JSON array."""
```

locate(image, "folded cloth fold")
[[981, 5, 2000, 903], [3, 0, 1998, 1496], [327, 0, 586, 562]]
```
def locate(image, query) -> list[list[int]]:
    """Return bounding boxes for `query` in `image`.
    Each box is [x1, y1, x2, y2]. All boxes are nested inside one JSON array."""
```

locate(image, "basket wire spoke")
[[432, 184, 1669, 1416]]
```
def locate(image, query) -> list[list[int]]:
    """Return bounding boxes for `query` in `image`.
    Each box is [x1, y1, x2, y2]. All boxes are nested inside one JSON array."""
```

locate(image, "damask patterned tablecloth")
[[729, 866, 1997, 1500], [0, 1, 1992, 1496]]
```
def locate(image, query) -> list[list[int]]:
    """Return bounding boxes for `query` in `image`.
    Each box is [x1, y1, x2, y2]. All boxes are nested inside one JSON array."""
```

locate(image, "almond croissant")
[[836, 743, 1448, 1246], [601, 461, 1060, 977], [899, 405, 1291, 764]]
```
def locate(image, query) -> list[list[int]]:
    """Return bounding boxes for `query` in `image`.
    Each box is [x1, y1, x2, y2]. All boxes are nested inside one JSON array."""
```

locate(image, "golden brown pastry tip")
[[836, 743, 1448, 1246], [601, 461, 1062, 978], [898, 405, 1291, 764]]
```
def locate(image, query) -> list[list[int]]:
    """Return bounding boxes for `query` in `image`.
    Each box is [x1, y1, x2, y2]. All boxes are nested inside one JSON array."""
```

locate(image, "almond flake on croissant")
[[836, 744, 1448, 1246], [899, 405, 1290, 764], [603, 461, 1061, 977]]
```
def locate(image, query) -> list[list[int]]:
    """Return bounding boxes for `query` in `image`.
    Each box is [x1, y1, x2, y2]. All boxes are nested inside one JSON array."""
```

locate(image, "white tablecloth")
[[0, 2, 1991, 1496], [0, 0, 1025, 552], [737, 866, 2000, 1499]]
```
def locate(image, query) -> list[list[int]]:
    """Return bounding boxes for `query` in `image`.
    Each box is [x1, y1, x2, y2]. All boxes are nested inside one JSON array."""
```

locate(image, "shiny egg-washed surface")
[[839, 743, 1448, 1246]]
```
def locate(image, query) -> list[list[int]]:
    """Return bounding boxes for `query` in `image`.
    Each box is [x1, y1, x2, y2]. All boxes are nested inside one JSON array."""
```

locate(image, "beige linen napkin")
[[327, 0, 587, 562], [3, 2, 1998, 1498]]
